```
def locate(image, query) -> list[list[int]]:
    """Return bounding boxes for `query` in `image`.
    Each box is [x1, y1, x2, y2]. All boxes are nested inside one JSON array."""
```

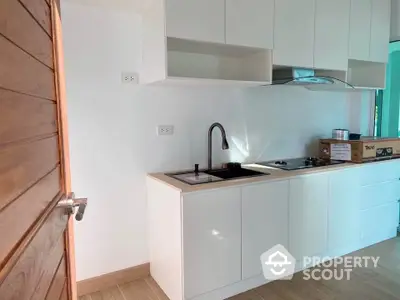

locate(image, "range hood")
[[271, 68, 354, 90]]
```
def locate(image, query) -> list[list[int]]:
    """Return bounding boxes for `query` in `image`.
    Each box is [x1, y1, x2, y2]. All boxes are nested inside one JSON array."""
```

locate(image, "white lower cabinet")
[[242, 180, 289, 279], [289, 174, 329, 261], [148, 161, 400, 300], [182, 188, 242, 299], [328, 168, 362, 254], [360, 202, 400, 247]]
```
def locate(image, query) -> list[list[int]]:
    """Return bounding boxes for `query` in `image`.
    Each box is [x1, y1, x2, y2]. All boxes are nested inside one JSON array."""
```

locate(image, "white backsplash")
[[62, 0, 374, 280]]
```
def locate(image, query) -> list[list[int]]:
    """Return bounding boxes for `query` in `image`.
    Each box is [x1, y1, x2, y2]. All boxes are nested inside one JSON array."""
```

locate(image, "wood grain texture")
[[0, 136, 59, 211], [0, 166, 60, 268], [19, 0, 52, 36], [0, 0, 53, 68], [81, 238, 400, 300], [0, 35, 55, 100], [77, 263, 150, 296], [50, 1, 76, 298], [0, 89, 57, 145], [91, 286, 125, 300], [46, 257, 67, 300], [30, 236, 65, 300], [119, 280, 160, 300], [145, 277, 169, 300], [60, 283, 68, 300], [0, 204, 68, 300]]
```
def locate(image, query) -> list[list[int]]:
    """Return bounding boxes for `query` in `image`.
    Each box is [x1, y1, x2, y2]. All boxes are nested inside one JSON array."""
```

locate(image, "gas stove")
[[257, 157, 346, 171]]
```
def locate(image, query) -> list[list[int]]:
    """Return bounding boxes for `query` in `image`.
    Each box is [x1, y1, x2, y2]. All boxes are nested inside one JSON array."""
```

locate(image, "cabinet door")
[[242, 181, 289, 279], [165, 0, 225, 43], [289, 174, 329, 260], [314, 0, 350, 70], [349, 0, 372, 61], [182, 188, 241, 299], [361, 202, 400, 248], [370, 0, 391, 62], [329, 169, 362, 254], [226, 0, 274, 49], [274, 0, 315, 68]]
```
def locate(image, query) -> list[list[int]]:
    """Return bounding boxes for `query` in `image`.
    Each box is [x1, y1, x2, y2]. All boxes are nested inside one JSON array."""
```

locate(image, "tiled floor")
[[81, 237, 400, 300]]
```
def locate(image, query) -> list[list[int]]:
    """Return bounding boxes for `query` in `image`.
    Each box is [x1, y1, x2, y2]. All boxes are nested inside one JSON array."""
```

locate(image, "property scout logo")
[[260, 245, 380, 281]]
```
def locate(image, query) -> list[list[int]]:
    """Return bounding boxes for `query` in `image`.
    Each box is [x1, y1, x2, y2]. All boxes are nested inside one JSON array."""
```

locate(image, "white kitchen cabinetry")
[[148, 161, 400, 300], [226, 0, 274, 49], [328, 168, 362, 255], [273, 0, 315, 68], [314, 0, 350, 71], [361, 202, 399, 247], [142, 0, 273, 86], [165, 0, 225, 44], [289, 174, 329, 261], [346, 0, 390, 88], [242, 180, 289, 280], [349, 0, 372, 61], [370, 0, 391, 63], [182, 188, 242, 299]]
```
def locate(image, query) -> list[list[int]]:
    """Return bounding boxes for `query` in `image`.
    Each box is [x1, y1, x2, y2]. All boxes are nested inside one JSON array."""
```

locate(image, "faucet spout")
[[208, 122, 229, 170]]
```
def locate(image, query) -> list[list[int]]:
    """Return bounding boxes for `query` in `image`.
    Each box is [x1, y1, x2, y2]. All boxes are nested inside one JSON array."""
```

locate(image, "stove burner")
[[258, 157, 346, 171], [305, 157, 318, 162]]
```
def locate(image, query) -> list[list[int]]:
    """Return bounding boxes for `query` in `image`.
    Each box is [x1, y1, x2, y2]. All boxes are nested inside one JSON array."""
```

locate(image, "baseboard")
[[77, 263, 150, 296]]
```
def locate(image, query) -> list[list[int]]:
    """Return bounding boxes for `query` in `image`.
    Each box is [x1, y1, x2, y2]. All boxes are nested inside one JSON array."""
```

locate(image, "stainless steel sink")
[[204, 168, 267, 180], [168, 167, 268, 185]]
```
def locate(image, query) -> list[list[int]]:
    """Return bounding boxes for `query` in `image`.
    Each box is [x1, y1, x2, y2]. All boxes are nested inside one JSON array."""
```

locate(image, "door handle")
[[57, 192, 88, 221]]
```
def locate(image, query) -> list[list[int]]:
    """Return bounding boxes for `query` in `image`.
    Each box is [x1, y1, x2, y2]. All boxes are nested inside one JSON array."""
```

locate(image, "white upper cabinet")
[[349, 0, 372, 61], [273, 0, 315, 68], [370, 0, 391, 62], [314, 0, 350, 71], [226, 0, 274, 49], [165, 0, 225, 43]]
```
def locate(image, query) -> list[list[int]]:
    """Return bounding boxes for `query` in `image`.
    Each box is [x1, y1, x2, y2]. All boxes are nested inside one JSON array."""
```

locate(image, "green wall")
[[381, 42, 400, 137]]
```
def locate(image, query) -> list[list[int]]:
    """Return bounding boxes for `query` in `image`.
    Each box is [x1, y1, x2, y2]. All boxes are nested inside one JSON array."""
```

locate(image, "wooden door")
[[0, 1, 78, 300]]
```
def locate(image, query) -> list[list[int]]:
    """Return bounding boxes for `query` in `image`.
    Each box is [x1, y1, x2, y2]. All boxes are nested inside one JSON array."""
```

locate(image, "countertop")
[[148, 162, 364, 193], [148, 158, 400, 193]]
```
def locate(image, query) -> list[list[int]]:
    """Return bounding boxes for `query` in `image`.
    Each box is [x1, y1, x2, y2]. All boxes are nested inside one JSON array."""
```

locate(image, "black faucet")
[[208, 122, 229, 170]]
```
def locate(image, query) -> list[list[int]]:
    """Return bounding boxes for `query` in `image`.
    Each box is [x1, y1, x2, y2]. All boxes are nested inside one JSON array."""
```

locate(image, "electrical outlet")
[[157, 125, 174, 136], [121, 72, 139, 84]]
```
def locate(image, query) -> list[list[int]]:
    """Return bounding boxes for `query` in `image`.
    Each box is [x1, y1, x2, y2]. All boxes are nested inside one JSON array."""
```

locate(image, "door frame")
[[51, 1, 77, 299]]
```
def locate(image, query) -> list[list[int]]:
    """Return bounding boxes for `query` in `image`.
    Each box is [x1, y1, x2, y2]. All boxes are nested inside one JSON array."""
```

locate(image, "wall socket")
[[157, 125, 174, 136], [121, 72, 139, 84]]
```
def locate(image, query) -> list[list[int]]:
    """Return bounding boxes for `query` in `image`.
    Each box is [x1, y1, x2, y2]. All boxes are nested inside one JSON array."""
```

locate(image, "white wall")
[[62, 0, 373, 281]]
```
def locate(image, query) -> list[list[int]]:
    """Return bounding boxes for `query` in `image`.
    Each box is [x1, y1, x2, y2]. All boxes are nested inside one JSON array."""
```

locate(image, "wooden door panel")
[[0, 1, 75, 299], [0, 35, 55, 100], [0, 0, 53, 68], [0, 89, 57, 145], [46, 257, 67, 300], [30, 237, 65, 300], [0, 205, 68, 300], [0, 167, 60, 268], [0, 136, 59, 211], [19, 0, 52, 36], [60, 284, 69, 300]]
